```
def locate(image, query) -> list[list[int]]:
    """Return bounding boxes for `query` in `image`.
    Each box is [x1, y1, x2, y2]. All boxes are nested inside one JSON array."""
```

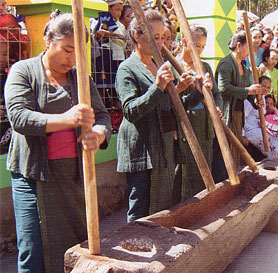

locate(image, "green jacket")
[[215, 53, 256, 127], [115, 51, 203, 173], [5, 54, 111, 182]]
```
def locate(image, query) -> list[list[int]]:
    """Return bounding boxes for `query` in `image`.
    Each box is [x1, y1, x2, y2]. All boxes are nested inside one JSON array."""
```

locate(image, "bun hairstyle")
[[228, 30, 247, 51], [43, 10, 88, 43], [129, 9, 165, 45]]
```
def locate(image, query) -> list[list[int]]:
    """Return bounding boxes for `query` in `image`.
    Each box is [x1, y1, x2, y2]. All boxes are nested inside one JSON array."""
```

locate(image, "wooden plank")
[[71, 0, 100, 254], [65, 161, 278, 272]]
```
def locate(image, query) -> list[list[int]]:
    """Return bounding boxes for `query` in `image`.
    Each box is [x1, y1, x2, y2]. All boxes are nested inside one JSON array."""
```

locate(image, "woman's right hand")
[[62, 103, 95, 129], [248, 84, 262, 95], [156, 63, 174, 90]]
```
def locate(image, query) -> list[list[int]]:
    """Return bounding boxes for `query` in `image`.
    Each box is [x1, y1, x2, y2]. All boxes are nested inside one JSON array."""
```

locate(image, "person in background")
[[215, 30, 262, 172], [265, 94, 278, 114], [245, 27, 264, 80], [119, 4, 133, 57], [115, 9, 204, 222], [164, 19, 174, 51], [91, 0, 125, 102], [0, 13, 30, 61], [119, 4, 133, 30], [260, 27, 274, 51], [168, 11, 179, 39], [0, 38, 11, 154], [173, 25, 223, 201], [260, 48, 278, 102], [243, 76, 278, 159], [271, 24, 278, 49], [5, 12, 111, 273], [0, 38, 8, 102], [236, 21, 244, 32]]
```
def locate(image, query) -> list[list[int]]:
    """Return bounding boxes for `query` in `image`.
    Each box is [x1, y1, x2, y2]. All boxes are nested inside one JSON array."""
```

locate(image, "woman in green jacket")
[[174, 25, 223, 201], [215, 30, 262, 170], [115, 9, 206, 222]]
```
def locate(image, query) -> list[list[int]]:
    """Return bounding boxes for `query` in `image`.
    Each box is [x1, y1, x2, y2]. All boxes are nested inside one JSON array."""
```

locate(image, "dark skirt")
[[37, 158, 87, 273]]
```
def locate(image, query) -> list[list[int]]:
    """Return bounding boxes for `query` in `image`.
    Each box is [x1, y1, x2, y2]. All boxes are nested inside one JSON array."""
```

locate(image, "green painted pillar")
[[181, 0, 236, 71]]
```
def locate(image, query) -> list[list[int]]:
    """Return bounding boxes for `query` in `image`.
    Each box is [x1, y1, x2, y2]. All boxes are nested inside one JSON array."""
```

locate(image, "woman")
[[245, 27, 264, 69], [119, 4, 133, 57], [164, 19, 174, 51], [115, 9, 204, 222], [260, 27, 274, 52], [4, 13, 111, 273], [261, 48, 278, 102], [174, 25, 223, 200], [119, 4, 133, 30], [215, 30, 262, 169]]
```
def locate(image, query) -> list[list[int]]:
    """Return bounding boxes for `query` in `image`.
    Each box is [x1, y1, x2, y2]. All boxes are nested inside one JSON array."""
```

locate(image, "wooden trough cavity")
[[64, 159, 278, 273]]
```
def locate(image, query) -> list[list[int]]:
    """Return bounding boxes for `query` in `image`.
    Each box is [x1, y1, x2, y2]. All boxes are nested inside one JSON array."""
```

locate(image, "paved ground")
[[1, 208, 278, 273]]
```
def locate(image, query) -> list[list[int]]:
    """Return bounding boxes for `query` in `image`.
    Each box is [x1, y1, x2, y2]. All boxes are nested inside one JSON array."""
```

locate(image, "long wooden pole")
[[242, 12, 270, 152], [129, 0, 215, 192], [162, 45, 258, 174], [71, 0, 100, 254], [171, 0, 240, 185]]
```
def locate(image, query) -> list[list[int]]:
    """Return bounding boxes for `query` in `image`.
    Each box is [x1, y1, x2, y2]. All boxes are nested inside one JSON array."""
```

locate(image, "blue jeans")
[[126, 170, 151, 223], [11, 173, 45, 273]]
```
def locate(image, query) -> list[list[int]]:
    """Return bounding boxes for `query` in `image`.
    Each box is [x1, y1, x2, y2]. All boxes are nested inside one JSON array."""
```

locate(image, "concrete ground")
[[1, 208, 278, 273]]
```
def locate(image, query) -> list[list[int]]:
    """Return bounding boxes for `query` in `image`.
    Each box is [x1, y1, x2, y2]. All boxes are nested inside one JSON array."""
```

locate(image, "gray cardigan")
[[215, 53, 256, 127], [5, 54, 111, 182], [115, 51, 203, 173]]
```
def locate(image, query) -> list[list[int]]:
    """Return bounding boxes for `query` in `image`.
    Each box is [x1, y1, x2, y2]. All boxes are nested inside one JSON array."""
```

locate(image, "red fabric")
[[47, 128, 78, 159], [110, 109, 123, 132]]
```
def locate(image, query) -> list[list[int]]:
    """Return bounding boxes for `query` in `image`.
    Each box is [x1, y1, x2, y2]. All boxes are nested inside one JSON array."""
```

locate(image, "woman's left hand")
[[78, 128, 105, 152]]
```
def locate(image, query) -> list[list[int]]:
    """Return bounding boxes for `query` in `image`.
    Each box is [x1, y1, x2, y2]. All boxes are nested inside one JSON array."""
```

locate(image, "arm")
[[5, 61, 98, 139], [115, 64, 168, 124], [5, 62, 48, 136], [89, 77, 111, 149]]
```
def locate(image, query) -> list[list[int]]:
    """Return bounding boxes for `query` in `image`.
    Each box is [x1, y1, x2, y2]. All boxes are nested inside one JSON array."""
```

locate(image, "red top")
[[47, 128, 78, 159]]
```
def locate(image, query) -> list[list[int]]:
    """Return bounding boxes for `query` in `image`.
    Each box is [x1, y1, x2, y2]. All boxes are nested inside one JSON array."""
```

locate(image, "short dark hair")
[[120, 5, 132, 21], [259, 75, 271, 84], [265, 94, 276, 104]]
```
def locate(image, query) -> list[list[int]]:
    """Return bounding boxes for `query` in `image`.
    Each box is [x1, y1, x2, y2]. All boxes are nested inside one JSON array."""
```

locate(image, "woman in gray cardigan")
[[115, 10, 205, 222], [215, 31, 262, 171], [5, 13, 111, 273]]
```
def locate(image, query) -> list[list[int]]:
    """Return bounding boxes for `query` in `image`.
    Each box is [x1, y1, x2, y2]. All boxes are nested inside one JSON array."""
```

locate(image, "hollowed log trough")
[[65, 159, 278, 273]]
